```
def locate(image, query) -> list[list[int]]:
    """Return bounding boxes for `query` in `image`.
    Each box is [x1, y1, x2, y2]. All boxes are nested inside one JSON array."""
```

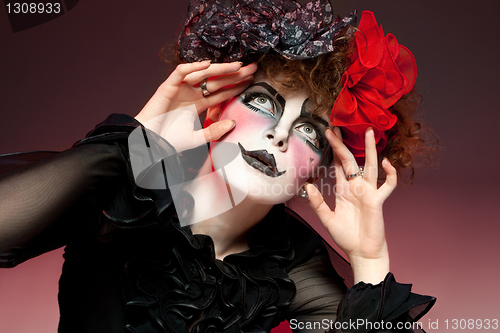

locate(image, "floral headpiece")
[[331, 11, 416, 156], [179, 0, 356, 62], [180, 1, 416, 158]]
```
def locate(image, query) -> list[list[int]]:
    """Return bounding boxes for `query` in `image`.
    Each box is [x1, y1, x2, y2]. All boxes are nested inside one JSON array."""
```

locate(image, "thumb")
[[306, 183, 334, 229], [203, 119, 236, 142]]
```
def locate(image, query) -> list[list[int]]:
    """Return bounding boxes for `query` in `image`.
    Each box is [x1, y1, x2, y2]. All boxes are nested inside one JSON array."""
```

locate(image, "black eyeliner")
[[298, 100, 329, 150], [241, 90, 279, 117], [250, 82, 286, 110], [300, 100, 330, 128]]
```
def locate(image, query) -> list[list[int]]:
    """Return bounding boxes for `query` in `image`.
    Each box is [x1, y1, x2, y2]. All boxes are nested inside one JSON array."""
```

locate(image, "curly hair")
[[160, 35, 437, 183]]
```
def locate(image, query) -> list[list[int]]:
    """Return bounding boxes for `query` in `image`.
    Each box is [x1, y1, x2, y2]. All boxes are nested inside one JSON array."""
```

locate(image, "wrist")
[[349, 254, 390, 285]]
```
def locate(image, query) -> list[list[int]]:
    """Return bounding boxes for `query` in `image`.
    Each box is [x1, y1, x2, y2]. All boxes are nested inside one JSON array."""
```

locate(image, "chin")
[[249, 193, 296, 205], [248, 175, 300, 204], [216, 162, 300, 205], [211, 141, 305, 206]]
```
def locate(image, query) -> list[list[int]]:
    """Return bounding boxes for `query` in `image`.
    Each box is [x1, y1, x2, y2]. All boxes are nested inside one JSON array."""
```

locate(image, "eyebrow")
[[300, 100, 330, 127], [251, 82, 286, 110]]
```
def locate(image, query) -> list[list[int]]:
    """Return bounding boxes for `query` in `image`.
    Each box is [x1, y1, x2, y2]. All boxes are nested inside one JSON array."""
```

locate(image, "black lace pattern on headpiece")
[[179, 0, 356, 63]]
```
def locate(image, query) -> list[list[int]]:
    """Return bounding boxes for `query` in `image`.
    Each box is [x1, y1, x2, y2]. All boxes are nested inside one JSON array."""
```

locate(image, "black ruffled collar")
[[123, 204, 311, 333]]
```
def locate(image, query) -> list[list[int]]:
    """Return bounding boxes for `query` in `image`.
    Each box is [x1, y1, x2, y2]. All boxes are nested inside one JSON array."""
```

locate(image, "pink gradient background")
[[1, 0, 499, 332]]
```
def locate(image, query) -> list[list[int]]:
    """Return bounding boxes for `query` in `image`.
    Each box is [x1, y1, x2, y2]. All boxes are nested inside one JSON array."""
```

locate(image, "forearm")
[[0, 143, 124, 253]]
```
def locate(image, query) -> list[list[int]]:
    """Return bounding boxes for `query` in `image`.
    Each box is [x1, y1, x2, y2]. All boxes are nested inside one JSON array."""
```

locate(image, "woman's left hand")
[[306, 127, 397, 284]]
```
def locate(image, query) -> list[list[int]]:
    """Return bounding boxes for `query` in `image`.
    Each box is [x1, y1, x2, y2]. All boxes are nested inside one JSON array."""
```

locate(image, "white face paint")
[[210, 77, 330, 204]]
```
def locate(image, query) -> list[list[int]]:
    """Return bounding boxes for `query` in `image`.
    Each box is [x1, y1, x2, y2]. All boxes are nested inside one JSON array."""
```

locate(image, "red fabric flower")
[[331, 11, 417, 157]]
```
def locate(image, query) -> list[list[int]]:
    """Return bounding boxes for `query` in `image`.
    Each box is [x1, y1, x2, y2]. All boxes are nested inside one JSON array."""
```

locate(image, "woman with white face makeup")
[[213, 79, 329, 202], [0, 1, 436, 332]]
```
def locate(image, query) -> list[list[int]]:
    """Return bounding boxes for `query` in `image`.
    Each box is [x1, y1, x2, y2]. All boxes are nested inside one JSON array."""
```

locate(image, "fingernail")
[[202, 59, 212, 63], [237, 61, 243, 66], [230, 120, 236, 130]]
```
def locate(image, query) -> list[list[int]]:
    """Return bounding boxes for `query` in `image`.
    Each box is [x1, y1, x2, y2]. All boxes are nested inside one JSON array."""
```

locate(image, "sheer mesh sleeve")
[[287, 249, 346, 332], [0, 114, 150, 267], [286, 247, 436, 333], [0, 142, 131, 267]]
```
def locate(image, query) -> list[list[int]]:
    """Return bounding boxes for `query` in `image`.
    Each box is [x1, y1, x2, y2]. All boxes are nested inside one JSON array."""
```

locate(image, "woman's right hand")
[[135, 61, 257, 144]]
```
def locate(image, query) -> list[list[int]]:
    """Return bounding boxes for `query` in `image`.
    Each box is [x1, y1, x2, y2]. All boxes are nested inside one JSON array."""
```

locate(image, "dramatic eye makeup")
[[240, 82, 285, 117], [295, 123, 319, 148], [296, 101, 329, 151], [241, 92, 276, 116], [239, 82, 329, 152]]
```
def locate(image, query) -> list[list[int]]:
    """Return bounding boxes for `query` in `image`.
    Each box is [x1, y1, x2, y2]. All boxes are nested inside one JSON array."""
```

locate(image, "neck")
[[182, 156, 273, 260]]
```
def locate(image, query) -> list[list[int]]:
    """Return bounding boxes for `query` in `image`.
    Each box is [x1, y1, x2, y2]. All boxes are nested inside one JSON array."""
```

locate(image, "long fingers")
[[332, 128, 347, 186], [327, 128, 359, 179], [167, 61, 256, 88], [329, 127, 380, 188], [184, 63, 257, 88], [182, 62, 247, 84], [378, 158, 397, 200], [200, 76, 254, 111], [197, 67, 257, 94], [168, 61, 212, 85], [363, 128, 378, 186]]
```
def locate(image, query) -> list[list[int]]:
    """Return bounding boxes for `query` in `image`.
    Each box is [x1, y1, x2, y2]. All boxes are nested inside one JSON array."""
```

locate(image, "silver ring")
[[200, 78, 210, 97], [346, 166, 364, 181]]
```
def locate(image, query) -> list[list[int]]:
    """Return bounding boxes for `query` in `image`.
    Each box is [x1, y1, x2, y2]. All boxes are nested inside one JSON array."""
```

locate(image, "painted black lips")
[[238, 143, 286, 178]]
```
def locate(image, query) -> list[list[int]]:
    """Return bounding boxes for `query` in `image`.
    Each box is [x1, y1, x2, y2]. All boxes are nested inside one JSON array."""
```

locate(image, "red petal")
[[386, 33, 400, 60], [345, 48, 369, 87], [355, 11, 384, 68], [354, 89, 397, 130], [359, 68, 387, 92], [397, 45, 417, 94], [331, 82, 358, 124]]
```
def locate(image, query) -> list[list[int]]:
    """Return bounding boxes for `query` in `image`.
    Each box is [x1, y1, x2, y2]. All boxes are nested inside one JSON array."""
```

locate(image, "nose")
[[263, 125, 290, 152]]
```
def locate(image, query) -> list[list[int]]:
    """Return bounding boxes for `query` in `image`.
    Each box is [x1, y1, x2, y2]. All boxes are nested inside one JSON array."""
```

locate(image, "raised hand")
[[135, 61, 257, 144], [306, 127, 397, 284]]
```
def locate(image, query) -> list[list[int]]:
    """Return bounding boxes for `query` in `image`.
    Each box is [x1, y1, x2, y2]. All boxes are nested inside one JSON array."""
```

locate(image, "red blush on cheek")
[[220, 102, 276, 139], [288, 136, 322, 179]]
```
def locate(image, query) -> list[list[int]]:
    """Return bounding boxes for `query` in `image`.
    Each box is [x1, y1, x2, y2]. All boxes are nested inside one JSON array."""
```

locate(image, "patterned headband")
[[179, 0, 356, 63], [179, 1, 416, 158]]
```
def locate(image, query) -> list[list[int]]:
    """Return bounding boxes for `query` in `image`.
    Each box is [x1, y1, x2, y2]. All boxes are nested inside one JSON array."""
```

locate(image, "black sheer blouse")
[[0, 114, 435, 332]]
